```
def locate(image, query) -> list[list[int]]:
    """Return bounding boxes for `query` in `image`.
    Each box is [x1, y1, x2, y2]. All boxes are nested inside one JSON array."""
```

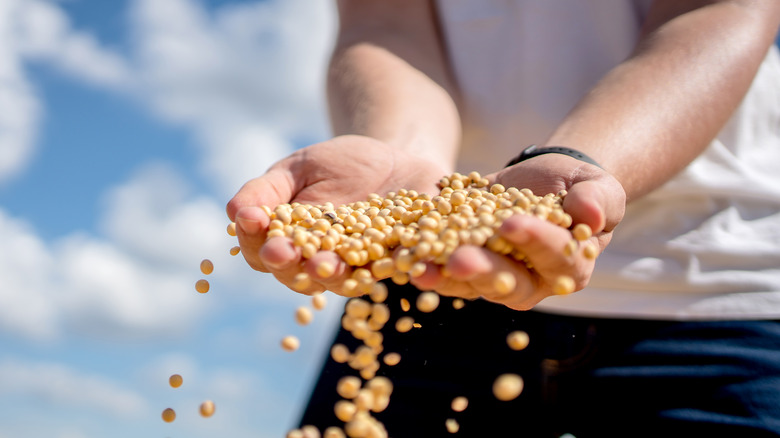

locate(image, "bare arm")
[[545, 0, 780, 201], [226, 1, 462, 294], [328, 0, 461, 170], [427, 0, 780, 309]]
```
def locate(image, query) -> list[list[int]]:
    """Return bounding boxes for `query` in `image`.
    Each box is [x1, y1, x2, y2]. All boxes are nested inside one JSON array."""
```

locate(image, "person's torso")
[[436, 0, 780, 319]]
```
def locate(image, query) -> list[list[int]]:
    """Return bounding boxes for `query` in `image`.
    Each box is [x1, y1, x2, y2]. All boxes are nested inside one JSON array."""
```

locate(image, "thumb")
[[562, 177, 625, 234], [226, 167, 295, 234]]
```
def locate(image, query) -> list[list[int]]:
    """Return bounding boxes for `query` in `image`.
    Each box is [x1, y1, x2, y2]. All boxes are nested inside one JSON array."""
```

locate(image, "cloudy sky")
[[0, 0, 343, 437], [2, 1, 778, 437]]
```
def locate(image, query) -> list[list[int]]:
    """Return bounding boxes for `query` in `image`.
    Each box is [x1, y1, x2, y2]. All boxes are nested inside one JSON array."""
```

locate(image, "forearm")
[[546, 0, 780, 201], [328, 0, 461, 171]]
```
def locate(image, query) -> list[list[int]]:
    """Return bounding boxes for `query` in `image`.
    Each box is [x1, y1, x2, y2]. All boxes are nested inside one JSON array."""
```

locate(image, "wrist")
[[505, 144, 602, 169]]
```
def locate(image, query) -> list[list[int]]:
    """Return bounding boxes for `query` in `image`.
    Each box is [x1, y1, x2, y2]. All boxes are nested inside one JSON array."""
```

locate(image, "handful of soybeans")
[[237, 171, 596, 437], [263, 171, 594, 299], [267, 171, 595, 437]]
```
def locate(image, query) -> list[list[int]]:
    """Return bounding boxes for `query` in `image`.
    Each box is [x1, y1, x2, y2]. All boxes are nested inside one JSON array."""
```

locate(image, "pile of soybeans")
[[189, 171, 596, 437]]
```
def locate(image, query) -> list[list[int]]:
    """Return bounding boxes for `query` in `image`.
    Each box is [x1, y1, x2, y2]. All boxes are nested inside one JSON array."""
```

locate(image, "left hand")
[[411, 153, 626, 310]]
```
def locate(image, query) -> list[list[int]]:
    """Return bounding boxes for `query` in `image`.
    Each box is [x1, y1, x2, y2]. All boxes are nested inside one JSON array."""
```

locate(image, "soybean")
[[553, 275, 576, 295], [312, 293, 327, 310], [382, 352, 401, 366], [395, 316, 414, 333], [506, 331, 530, 351], [195, 279, 210, 294], [451, 396, 468, 412], [493, 373, 524, 401], [161, 407, 176, 423], [445, 418, 460, 434], [232, 172, 602, 437], [416, 291, 440, 313], [281, 335, 300, 352], [492, 271, 516, 295], [199, 400, 215, 417], [168, 374, 183, 388], [200, 259, 214, 275], [295, 306, 313, 325]]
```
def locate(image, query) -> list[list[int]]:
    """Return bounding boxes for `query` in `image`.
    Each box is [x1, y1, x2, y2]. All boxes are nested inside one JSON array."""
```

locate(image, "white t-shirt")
[[436, 0, 780, 320]]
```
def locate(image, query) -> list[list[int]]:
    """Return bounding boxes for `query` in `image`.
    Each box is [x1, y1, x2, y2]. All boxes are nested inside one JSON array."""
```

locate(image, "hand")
[[411, 153, 626, 310], [226, 134, 448, 295]]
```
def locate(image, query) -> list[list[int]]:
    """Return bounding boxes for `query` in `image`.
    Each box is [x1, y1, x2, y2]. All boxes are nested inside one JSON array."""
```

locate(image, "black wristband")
[[505, 144, 602, 169]]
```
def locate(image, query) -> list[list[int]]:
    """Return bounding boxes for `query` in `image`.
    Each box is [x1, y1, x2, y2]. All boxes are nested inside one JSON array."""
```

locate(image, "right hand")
[[226, 134, 447, 295]]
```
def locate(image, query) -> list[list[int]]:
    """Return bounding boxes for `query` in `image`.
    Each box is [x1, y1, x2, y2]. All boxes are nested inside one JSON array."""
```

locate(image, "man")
[[228, 1, 780, 436]]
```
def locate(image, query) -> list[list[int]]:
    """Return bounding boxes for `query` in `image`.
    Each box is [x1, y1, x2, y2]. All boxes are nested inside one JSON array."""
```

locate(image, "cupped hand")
[[226, 134, 448, 295], [411, 153, 626, 310]]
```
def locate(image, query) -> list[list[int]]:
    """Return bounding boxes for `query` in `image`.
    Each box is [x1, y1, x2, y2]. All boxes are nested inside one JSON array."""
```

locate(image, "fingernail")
[[236, 207, 264, 234], [260, 238, 297, 269], [500, 219, 530, 244], [447, 246, 490, 280]]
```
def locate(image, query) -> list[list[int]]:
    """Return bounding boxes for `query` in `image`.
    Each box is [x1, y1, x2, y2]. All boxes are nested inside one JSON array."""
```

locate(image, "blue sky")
[[2, 2, 778, 437], [0, 1, 342, 437]]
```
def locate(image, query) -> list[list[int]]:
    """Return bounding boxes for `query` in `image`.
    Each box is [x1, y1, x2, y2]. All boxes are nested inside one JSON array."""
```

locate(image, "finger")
[[414, 246, 540, 305], [491, 287, 550, 311], [233, 206, 271, 272], [226, 168, 296, 222], [563, 177, 626, 234], [409, 262, 443, 290], [445, 245, 493, 281], [235, 205, 271, 235], [228, 167, 296, 272], [271, 267, 328, 296], [259, 237, 332, 295], [273, 270, 326, 296], [447, 246, 541, 305], [260, 236, 302, 271], [406, 261, 472, 297], [465, 251, 544, 310], [409, 263, 482, 299], [500, 214, 574, 270], [430, 277, 484, 300], [303, 250, 353, 293], [500, 214, 595, 289]]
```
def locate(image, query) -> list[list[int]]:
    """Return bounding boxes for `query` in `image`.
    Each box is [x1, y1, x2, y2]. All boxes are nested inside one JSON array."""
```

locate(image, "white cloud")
[[145, 351, 199, 375], [99, 162, 229, 269], [2, 0, 337, 189], [0, 0, 42, 184], [98, 162, 314, 306], [54, 232, 204, 339], [130, 0, 334, 132], [5, 0, 338, 195], [132, 351, 308, 438], [0, 358, 148, 418], [253, 292, 345, 355], [0, 72, 38, 184], [0, 1, 341, 435], [0, 210, 205, 341], [205, 368, 261, 401], [14, 0, 132, 88], [0, 0, 134, 185], [197, 122, 293, 199], [0, 0, 340, 336], [0, 210, 60, 339], [0, 165, 222, 341], [0, 161, 316, 342], [129, 0, 337, 196]]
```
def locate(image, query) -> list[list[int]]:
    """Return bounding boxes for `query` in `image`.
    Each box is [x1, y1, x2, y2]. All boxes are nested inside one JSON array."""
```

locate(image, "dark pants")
[[298, 283, 780, 437]]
